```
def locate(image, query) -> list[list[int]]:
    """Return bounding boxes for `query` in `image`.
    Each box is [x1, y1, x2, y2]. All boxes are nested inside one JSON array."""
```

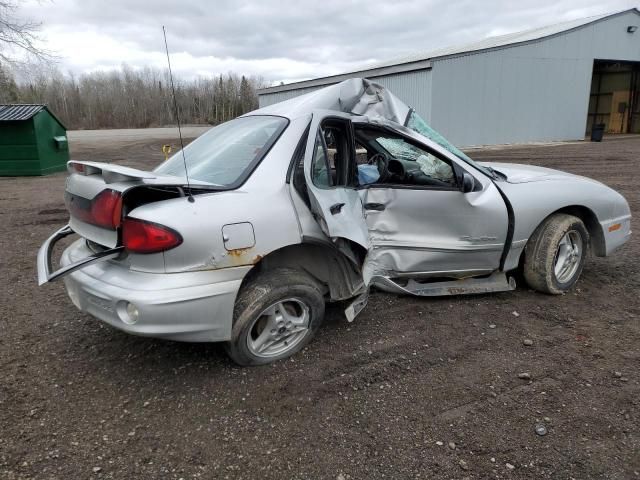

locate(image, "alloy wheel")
[[554, 230, 583, 283], [246, 298, 310, 358]]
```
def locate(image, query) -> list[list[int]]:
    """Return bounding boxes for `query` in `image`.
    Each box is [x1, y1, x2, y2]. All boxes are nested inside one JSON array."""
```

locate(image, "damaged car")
[[37, 78, 631, 366]]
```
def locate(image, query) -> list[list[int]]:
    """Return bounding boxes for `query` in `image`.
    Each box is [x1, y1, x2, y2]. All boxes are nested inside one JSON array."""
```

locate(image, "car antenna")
[[162, 25, 194, 203]]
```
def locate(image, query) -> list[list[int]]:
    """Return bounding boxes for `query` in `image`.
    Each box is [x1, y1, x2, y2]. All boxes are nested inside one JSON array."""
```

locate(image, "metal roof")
[[259, 8, 640, 95], [366, 11, 621, 70], [0, 104, 67, 129], [0, 104, 47, 121]]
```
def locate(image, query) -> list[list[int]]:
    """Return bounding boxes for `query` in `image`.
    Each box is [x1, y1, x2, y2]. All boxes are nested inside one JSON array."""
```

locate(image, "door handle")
[[364, 202, 385, 211], [330, 203, 345, 215]]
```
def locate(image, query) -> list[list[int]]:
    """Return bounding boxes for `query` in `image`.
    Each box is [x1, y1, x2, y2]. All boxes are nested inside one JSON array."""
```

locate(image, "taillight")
[[122, 217, 183, 254], [71, 163, 85, 174], [91, 190, 123, 229], [66, 189, 122, 230]]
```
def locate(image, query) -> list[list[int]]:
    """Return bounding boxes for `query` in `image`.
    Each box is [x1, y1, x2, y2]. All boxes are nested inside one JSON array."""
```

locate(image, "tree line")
[[0, 63, 262, 130]]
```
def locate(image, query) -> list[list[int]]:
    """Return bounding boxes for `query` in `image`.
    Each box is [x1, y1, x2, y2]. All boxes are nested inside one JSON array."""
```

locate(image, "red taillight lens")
[[122, 217, 183, 254], [66, 189, 122, 230], [91, 190, 123, 229]]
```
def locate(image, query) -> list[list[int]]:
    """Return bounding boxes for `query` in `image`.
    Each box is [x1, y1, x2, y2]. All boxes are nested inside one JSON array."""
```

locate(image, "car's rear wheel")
[[225, 268, 325, 366], [523, 214, 589, 294]]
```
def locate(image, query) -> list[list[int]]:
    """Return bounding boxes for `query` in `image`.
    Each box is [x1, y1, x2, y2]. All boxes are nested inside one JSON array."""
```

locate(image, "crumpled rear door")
[[303, 110, 370, 250]]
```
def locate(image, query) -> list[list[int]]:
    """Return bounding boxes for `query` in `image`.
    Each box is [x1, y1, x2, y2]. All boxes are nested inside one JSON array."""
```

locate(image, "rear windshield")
[[155, 115, 288, 187]]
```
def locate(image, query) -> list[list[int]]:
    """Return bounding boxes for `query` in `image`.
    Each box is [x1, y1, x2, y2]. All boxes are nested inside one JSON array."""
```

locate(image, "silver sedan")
[[37, 78, 631, 366]]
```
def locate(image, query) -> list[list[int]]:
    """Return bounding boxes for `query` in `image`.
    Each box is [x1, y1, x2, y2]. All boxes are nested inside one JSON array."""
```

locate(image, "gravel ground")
[[0, 132, 638, 480]]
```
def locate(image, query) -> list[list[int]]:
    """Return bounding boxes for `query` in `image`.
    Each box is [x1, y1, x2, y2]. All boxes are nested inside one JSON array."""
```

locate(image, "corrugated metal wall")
[[259, 85, 324, 107], [259, 69, 433, 122], [430, 10, 640, 146], [259, 11, 640, 146]]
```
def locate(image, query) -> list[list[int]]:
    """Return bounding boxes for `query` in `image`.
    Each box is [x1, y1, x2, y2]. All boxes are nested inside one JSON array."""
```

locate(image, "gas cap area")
[[222, 222, 256, 251]]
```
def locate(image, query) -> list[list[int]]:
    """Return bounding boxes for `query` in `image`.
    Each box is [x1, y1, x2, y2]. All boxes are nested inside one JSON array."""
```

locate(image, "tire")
[[225, 268, 325, 366], [523, 214, 589, 294]]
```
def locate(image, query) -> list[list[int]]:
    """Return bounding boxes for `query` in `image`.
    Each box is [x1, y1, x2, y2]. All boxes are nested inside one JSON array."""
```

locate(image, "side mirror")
[[461, 172, 475, 193]]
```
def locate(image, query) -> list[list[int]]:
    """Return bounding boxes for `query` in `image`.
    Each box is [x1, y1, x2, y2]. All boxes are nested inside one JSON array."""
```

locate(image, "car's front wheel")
[[225, 268, 325, 366], [523, 213, 589, 294]]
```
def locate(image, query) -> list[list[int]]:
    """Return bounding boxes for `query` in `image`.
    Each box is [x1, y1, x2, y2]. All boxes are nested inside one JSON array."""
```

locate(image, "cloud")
[[17, 0, 640, 84]]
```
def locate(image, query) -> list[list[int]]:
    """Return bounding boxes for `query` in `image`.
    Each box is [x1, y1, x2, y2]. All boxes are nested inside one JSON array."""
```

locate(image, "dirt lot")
[[0, 132, 638, 480]]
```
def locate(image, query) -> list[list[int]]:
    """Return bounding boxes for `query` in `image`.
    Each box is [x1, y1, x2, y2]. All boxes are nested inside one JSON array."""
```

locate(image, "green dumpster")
[[0, 104, 69, 176]]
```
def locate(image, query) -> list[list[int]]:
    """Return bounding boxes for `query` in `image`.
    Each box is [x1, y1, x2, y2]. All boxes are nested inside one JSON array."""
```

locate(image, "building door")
[[587, 60, 640, 135]]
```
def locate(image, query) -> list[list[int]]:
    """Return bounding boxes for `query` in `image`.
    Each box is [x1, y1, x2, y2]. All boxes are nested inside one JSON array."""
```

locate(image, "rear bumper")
[[60, 239, 250, 342], [37, 224, 123, 285]]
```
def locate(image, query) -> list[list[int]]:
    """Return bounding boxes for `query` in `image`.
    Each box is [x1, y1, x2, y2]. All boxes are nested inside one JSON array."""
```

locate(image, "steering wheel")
[[367, 152, 390, 183]]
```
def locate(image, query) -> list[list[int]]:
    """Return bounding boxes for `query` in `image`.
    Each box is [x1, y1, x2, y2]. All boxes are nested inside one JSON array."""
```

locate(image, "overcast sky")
[[18, 0, 640, 85]]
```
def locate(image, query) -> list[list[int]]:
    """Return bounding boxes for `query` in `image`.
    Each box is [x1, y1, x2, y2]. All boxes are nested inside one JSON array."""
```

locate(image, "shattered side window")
[[377, 137, 455, 184], [377, 137, 422, 162]]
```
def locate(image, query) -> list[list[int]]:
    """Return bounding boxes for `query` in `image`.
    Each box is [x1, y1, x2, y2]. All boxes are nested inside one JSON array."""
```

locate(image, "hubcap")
[[246, 298, 310, 358], [554, 230, 583, 283]]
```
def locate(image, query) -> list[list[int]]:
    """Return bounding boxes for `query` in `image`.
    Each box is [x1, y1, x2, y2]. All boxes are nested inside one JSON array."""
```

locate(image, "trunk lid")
[[65, 170, 126, 248], [64, 161, 212, 248]]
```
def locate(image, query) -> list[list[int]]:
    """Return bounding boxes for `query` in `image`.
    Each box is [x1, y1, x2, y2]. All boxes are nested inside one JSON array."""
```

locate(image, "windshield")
[[155, 115, 288, 187], [405, 110, 495, 178]]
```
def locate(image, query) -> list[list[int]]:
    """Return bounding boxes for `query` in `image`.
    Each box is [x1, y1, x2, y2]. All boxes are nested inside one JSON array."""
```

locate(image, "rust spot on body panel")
[[227, 247, 251, 257], [226, 247, 262, 266]]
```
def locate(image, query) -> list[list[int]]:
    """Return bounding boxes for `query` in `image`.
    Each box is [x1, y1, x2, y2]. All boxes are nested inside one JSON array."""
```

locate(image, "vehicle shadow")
[[61, 301, 349, 382], [58, 286, 521, 391]]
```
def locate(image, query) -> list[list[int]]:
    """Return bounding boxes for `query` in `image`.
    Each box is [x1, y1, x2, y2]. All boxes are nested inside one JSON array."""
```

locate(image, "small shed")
[[0, 104, 69, 176]]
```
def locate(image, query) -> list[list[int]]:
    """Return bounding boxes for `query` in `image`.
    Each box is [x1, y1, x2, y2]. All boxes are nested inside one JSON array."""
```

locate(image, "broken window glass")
[[376, 136, 454, 183], [406, 110, 473, 163], [405, 110, 496, 179]]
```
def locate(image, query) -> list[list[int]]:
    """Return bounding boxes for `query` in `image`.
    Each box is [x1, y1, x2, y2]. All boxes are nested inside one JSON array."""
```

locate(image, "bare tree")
[[0, 1, 51, 64], [0, 61, 18, 101], [14, 64, 261, 129]]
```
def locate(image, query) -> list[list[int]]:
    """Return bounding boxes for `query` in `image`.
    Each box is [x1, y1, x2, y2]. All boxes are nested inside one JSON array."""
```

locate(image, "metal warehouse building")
[[258, 8, 640, 147]]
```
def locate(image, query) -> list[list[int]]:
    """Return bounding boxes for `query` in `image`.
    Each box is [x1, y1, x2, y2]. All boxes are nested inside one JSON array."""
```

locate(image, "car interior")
[[353, 126, 457, 189], [292, 119, 460, 208]]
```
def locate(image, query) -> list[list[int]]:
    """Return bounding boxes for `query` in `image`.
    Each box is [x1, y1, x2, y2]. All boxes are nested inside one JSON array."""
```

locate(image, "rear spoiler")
[[66, 160, 217, 188], [67, 161, 156, 184]]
